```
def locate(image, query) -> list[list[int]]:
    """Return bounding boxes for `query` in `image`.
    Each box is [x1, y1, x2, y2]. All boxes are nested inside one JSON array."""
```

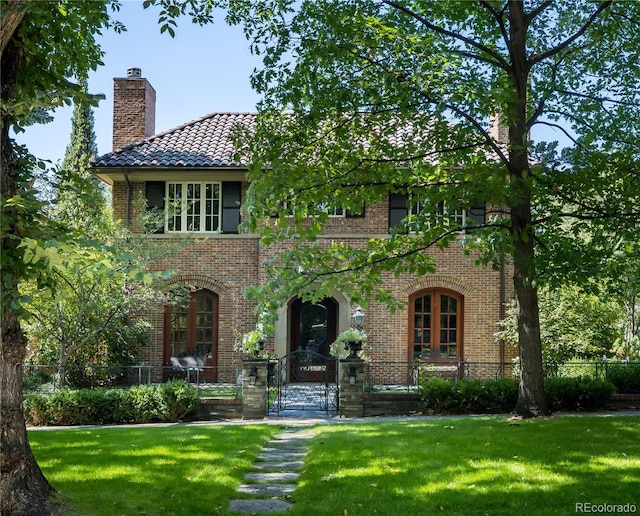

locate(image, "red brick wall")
[[112, 179, 515, 368]]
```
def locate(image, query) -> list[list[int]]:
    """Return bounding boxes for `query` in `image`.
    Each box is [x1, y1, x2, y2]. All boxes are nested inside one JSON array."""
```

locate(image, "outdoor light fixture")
[[248, 366, 258, 386], [352, 306, 365, 330], [349, 365, 357, 386]]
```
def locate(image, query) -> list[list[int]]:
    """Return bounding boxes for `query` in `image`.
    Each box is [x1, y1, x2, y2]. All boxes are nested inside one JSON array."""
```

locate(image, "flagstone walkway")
[[228, 427, 315, 514]]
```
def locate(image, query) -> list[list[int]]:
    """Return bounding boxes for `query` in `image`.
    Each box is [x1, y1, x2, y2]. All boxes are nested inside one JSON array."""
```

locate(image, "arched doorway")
[[164, 289, 219, 381], [288, 297, 338, 382]]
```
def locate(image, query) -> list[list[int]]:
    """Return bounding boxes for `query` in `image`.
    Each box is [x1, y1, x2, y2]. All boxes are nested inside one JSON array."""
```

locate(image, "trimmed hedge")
[[605, 363, 640, 393], [419, 376, 614, 414], [545, 376, 615, 412], [24, 380, 198, 426], [419, 378, 518, 414]]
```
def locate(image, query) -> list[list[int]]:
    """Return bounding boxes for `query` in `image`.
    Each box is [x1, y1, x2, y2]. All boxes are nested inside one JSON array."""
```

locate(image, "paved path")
[[228, 427, 315, 514]]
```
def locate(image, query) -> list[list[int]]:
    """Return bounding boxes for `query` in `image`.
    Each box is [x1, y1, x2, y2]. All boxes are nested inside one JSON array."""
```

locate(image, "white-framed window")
[[326, 205, 346, 217], [409, 198, 465, 227], [281, 200, 346, 218], [166, 182, 221, 233]]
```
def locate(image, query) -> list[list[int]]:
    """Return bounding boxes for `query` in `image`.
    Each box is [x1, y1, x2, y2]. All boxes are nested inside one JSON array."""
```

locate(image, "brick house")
[[92, 68, 515, 377]]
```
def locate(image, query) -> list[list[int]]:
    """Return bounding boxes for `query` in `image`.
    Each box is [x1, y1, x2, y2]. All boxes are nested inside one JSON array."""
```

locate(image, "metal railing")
[[364, 360, 639, 391], [23, 364, 242, 398]]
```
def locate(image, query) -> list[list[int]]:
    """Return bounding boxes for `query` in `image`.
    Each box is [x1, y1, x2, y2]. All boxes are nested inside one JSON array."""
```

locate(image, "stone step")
[[251, 460, 304, 470], [258, 452, 306, 461], [261, 446, 307, 453], [228, 499, 294, 513], [245, 472, 300, 483], [236, 483, 297, 495]]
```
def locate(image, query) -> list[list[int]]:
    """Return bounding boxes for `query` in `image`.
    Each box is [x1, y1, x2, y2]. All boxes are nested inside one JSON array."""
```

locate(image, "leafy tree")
[[602, 241, 640, 359], [1, 2, 119, 512], [496, 285, 626, 368], [21, 77, 174, 386], [20, 228, 174, 388], [205, 0, 640, 418]]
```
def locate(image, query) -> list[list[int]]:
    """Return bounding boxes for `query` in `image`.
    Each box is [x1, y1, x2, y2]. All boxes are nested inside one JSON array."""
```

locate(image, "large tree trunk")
[[1, 29, 55, 516], [508, 0, 549, 417]]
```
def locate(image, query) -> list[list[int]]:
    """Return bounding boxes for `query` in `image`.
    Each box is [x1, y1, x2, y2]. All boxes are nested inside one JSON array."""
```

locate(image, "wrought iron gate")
[[268, 349, 338, 415]]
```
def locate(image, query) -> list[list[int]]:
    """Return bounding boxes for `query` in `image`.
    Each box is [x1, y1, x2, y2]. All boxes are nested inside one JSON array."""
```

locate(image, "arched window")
[[409, 289, 463, 362], [164, 289, 219, 371]]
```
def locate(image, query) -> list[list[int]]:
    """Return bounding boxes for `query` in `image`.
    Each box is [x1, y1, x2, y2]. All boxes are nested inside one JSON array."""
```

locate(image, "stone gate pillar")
[[339, 358, 365, 417], [242, 359, 268, 419]]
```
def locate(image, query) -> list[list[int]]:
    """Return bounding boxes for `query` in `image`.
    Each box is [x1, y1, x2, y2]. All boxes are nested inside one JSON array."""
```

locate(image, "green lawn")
[[29, 415, 640, 515]]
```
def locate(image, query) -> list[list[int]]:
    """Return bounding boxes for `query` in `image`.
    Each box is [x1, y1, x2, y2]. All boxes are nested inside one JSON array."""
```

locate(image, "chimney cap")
[[127, 67, 142, 78]]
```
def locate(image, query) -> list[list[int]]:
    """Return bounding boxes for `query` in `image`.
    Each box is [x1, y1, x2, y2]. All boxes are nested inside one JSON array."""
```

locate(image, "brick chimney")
[[489, 114, 509, 144], [112, 67, 156, 150]]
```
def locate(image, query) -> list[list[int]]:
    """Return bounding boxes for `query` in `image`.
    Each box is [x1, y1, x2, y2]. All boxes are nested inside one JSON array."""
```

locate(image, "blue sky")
[[16, 1, 260, 165], [17, 1, 570, 165]]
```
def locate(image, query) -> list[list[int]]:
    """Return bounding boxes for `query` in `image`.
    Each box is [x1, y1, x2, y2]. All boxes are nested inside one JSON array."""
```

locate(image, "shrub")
[[162, 380, 199, 421], [605, 363, 640, 393], [124, 385, 169, 423], [419, 377, 458, 413], [420, 377, 518, 414], [545, 376, 615, 412], [420, 375, 613, 414], [483, 377, 519, 412], [24, 394, 49, 426], [24, 383, 199, 426]]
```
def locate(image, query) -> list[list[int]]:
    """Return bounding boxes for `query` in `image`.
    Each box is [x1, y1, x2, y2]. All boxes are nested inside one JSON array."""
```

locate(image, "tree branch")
[[382, 0, 510, 71], [528, 1, 612, 66]]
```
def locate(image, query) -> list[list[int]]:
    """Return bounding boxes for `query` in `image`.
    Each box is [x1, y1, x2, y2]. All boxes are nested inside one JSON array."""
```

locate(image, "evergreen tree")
[[55, 77, 107, 234]]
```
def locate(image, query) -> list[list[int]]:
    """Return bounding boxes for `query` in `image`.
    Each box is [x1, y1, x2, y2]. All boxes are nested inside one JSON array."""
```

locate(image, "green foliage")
[[605, 363, 640, 394], [24, 381, 199, 426], [544, 377, 615, 412], [419, 375, 616, 414], [54, 78, 108, 236], [496, 285, 626, 366], [419, 377, 518, 415], [162, 379, 199, 421], [419, 377, 458, 413]]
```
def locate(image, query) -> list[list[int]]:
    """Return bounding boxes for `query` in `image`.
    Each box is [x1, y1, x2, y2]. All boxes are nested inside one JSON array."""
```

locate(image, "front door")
[[289, 297, 337, 382]]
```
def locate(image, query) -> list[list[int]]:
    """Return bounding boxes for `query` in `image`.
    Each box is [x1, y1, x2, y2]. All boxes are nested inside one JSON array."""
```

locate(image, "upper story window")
[[410, 200, 465, 226], [281, 200, 346, 218], [389, 193, 484, 232], [146, 181, 242, 234], [167, 182, 221, 233]]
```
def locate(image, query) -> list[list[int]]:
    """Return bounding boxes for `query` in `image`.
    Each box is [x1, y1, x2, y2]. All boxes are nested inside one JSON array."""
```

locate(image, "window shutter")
[[389, 193, 409, 229], [466, 204, 486, 229], [221, 182, 242, 233], [145, 181, 165, 234]]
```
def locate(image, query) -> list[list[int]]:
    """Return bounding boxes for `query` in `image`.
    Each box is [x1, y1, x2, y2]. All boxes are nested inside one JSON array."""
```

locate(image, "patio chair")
[[182, 356, 204, 371], [170, 357, 186, 370]]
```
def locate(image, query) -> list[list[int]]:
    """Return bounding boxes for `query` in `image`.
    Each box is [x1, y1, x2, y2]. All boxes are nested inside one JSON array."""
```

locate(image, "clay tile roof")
[[93, 112, 256, 169]]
